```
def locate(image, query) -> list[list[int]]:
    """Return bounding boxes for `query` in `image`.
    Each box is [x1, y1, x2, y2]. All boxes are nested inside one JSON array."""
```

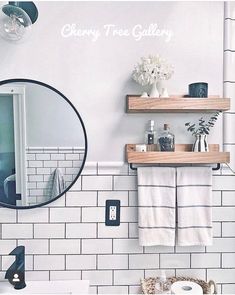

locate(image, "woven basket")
[[141, 276, 217, 294]]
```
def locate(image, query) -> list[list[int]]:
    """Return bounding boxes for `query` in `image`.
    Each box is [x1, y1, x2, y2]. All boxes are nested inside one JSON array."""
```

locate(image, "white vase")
[[141, 92, 149, 98], [157, 80, 169, 97], [193, 134, 209, 152], [149, 82, 159, 98], [157, 80, 163, 95], [161, 88, 169, 98]]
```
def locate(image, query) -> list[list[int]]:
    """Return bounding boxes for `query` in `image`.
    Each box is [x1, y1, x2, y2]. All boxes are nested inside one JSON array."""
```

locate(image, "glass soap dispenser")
[[158, 124, 175, 151], [155, 271, 171, 294], [145, 120, 157, 144]]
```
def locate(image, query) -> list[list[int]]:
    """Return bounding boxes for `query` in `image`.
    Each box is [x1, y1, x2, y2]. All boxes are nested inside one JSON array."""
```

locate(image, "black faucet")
[[5, 246, 26, 290]]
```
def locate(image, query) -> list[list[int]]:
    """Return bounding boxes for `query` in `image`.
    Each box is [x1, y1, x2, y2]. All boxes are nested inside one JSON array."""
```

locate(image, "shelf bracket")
[[129, 163, 137, 171], [129, 163, 221, 171], [212, 163, 221, 171]]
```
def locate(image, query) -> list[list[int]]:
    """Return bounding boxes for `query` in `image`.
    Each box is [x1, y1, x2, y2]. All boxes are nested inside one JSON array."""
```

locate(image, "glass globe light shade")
[[0, 4, 32, 42]]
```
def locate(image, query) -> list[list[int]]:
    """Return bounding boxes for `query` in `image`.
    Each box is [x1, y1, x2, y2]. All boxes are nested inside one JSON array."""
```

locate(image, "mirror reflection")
[[0, 80, 86, 208]]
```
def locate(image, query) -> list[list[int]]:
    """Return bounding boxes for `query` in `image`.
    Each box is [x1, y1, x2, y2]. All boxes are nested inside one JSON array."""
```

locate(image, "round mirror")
[[0, 79, 87, 209]]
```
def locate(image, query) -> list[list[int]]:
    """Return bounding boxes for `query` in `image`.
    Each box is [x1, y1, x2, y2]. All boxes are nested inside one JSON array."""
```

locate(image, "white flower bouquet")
[[132, 55, 174, 97]]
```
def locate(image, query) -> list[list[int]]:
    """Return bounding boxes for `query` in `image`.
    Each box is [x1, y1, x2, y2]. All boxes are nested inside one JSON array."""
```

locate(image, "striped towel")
[[137, 167, 176, 246], [176, 167, 213, 246]]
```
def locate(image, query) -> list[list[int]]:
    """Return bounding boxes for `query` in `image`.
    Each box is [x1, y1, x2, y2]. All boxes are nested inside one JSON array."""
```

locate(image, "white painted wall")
[[0, 1, 224, 160], [24, 82, 85, 147]]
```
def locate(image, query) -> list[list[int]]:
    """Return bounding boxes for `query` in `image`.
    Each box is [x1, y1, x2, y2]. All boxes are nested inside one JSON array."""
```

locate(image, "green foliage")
[[185, 111, 221, 136]]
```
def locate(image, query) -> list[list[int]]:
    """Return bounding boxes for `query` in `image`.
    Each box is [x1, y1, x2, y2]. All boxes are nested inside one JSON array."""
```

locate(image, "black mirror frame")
[[0, 78, 88, 209]]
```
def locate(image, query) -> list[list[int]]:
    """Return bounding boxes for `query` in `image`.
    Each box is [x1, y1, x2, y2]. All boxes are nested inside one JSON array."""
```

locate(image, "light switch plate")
[[105, 200, 120, 226]]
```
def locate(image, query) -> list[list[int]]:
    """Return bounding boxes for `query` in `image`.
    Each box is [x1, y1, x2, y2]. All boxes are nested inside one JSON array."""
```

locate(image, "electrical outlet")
[[105, 200, 120, 226], [109, 206, 117, 220]]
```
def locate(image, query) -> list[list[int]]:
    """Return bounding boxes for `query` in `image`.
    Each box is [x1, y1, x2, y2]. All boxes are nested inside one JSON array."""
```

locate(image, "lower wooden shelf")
[[126, 144, 230, 164]]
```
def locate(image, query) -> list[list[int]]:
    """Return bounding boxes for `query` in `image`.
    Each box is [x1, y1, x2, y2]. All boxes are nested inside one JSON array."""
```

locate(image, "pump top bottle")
[[145, 120, 157, 144]]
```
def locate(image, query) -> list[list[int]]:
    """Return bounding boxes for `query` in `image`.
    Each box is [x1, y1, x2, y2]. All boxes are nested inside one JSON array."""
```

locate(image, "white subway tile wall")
[[26, 147, 85, 205], [224, 2, 235, 173], [0, 162, 234, 294]]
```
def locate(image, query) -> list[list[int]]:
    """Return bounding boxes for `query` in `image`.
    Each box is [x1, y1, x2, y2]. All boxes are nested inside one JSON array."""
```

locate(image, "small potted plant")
[[185, 111, 220, 152], [132, 55, 174, 98]]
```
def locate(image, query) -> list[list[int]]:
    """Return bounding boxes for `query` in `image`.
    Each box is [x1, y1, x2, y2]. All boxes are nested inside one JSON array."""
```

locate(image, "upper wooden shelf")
[[126, 95, 231, 113], [126, 144, 230, 164]]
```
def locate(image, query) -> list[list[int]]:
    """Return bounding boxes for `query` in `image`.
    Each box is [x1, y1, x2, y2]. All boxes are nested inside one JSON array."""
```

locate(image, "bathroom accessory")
[[127, 144, 229, 171], [189, 82, 208, 98], [149, 82, 160, 98], [130, 162, 221, 171], [50, 168, 65, 199], [132, 55, 174, 97], [160, 87, 169, 98], [193, 134, 208, 152], [156, 271, 170, 294], [176, 167, 212, 246], [185, 111, 220, 152], [0, 280, 90, 294], [137, 167, 213, 246], [137, 167, 176, 246], [0, 2, 38, 42], [158, 124, 175, 151], [136, 144, 147, 152], [126, 93, 230, 169], [5, 246, 26, 290], [145, 120, 157, 144], [171, 281, 203, 294], [141, 277, 217, 295], [126, 95, 230, 113], [141, 92, 149, 98], [0, 79, 87, 209]]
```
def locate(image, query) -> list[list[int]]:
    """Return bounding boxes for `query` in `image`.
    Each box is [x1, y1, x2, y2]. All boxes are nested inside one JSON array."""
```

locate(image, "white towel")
[[50, 168, 65, 199], [137, 167, 176, 246], [176, 167, 213, 246]]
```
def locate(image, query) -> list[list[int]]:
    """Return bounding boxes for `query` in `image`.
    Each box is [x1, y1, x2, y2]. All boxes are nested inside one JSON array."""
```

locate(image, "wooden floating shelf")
[[126, 95, 231, 113], [126, 144, 230, 164]]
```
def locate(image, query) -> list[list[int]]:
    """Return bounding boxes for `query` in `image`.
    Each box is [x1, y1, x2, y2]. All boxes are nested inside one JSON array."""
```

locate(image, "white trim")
[[223, 2, 234, 171], [26, 146, 85, 150], [81, 161, 129, 176], [0, 85, 28, 206], [0, 85, 25, 95], [13, 92, 27, 205], [97, 161, 128, 175], [82, 162, 98, 175]]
